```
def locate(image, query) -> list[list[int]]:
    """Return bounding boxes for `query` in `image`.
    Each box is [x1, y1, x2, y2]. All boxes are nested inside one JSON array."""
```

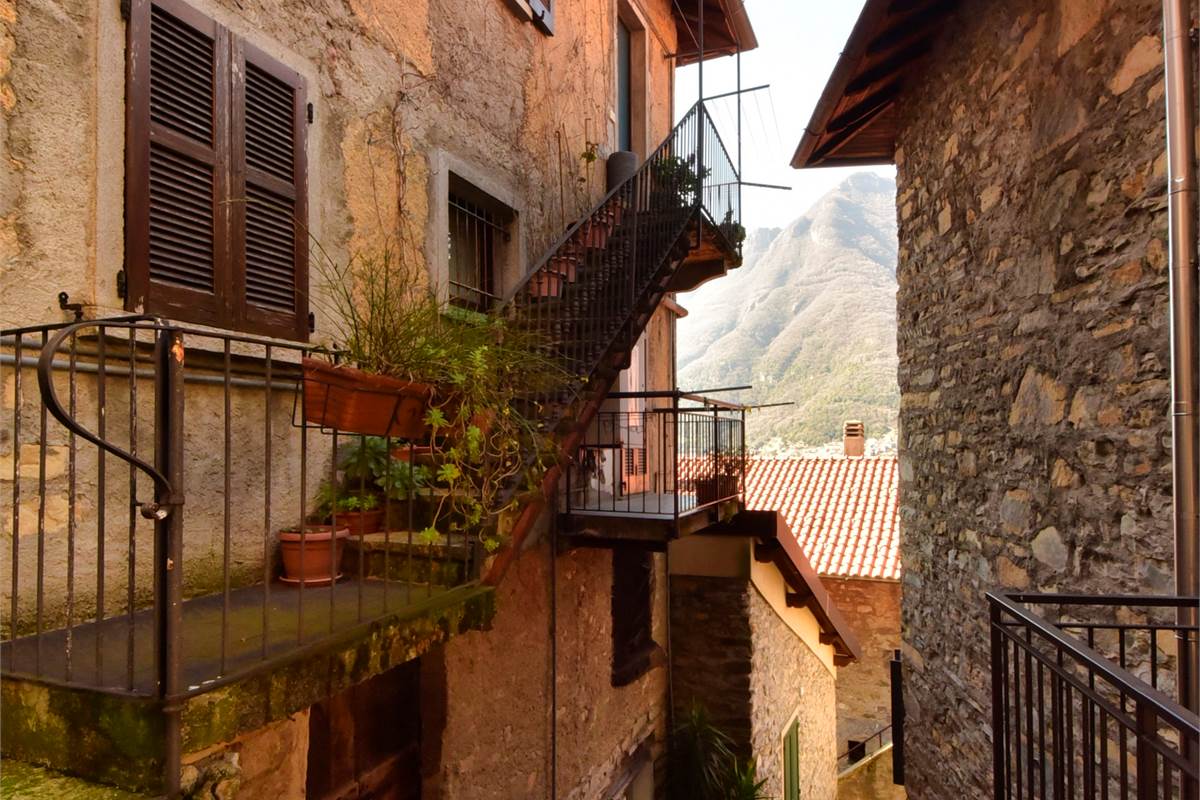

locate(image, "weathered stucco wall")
[[1, 0, 682, 628], [747, 586, 837, 800], [825, 577, 900, 751], [425, 541, 669, 799], [893, 1, 1171, 797]]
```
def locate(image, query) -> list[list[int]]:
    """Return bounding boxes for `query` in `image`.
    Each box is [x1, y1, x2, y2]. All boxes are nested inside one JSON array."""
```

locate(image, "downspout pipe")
[[1162, 0, 1199, 718]]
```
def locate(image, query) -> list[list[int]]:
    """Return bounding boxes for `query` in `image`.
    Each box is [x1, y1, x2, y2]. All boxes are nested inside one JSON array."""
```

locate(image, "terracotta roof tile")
[[744, 457, 900, 580]]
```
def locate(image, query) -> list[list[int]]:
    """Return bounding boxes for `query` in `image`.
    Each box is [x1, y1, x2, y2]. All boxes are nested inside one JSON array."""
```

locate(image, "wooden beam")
[[785, 589, 814, 609], [845, 40, 932, 94], [820, 632, 840, 645], [867, 0, 957, 56], [834, 655, 854, 667], [826, 81, 901, 133], [754, 541, 781, 563], [809, 100, 894, 163]]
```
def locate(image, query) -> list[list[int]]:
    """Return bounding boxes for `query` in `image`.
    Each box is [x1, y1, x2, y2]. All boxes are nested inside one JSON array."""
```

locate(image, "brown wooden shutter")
[[232, 42, 308, 340], [126, 0, 231, 325]]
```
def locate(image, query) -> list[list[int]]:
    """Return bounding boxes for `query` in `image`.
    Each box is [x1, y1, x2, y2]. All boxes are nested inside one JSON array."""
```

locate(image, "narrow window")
[[611, 548, 655, 686], [447, 176, 512, 311], [616, 19, 632, 152], [126, 0, 308, 339], [783, 717, 800, 800]]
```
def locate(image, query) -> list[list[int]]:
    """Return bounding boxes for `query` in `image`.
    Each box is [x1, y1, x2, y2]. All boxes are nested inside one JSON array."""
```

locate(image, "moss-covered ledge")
[[1, 583, 496, 794]]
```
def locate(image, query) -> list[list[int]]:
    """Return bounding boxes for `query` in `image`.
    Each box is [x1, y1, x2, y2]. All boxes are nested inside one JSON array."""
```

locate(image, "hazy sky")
[[674, 0, 895, 231]]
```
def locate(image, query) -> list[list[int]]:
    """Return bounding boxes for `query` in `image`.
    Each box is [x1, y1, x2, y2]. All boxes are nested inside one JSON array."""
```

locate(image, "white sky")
[[674, 0, 895, 230]]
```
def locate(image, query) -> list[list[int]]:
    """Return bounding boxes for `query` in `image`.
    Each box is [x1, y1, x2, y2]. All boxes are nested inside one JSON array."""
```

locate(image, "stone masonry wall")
[[893, 0, 1172, 797], [427, 541, 669, 800], [747, 586, 837, 800], [670, 575, 838, 800], [669, 574, 754, 758], [825, 578, 900, 751]]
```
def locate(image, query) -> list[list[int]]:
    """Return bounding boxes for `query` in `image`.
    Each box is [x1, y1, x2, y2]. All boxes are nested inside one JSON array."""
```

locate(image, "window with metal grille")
[[448, 177, 512, 311], [611, 549, 655, 687], [125, 0, 308, 340]]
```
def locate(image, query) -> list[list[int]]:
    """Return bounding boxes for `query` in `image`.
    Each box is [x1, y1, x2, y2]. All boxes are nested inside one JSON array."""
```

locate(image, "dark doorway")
[[307, 660, 422, 799]]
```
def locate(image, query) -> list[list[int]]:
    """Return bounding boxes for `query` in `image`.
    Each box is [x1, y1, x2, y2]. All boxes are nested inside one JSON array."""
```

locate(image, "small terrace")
[[988, 592, 1199, 799], [0, 317, 495, 794], [560, 390, 745, 545]]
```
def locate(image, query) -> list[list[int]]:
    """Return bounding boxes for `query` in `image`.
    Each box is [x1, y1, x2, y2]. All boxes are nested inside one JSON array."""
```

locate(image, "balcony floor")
[[564, 491, 700, 520], [1, 578, 458, 694]]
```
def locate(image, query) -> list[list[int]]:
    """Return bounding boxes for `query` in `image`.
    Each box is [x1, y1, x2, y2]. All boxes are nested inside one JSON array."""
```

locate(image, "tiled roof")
[[744, 457, 900, 580]]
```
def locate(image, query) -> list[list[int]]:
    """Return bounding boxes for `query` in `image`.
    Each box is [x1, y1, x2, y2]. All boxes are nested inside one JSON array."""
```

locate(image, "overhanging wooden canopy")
[[791, 0, 961, 169], [672, 0, 757, 65]]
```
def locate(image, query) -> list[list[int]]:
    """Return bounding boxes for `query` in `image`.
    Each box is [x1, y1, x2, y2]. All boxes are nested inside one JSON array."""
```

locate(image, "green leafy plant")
[[670, 702, 736, 800], [725, 760, 769, 800], [651, 154, 709, 206], [669, 702, 768, 800], [719, 209, 746, 248], [313, 481, 380, 518], [314, 242, 576, 552]]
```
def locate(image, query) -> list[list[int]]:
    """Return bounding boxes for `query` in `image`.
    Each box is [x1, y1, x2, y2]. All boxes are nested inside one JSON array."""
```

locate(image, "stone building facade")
[[825, 577, 900, 749], [668, 527, 853, 800], [0, 1, 780, 798], [794, 0, 1177, 798]]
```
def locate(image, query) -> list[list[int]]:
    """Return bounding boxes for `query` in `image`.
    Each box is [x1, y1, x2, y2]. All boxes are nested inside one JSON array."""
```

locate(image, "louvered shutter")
[[233, 42, 308, 340], [126, 0, 231, 325]]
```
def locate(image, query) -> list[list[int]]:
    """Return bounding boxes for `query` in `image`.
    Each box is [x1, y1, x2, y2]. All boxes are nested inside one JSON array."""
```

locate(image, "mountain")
[[676, 172, 899, 451]]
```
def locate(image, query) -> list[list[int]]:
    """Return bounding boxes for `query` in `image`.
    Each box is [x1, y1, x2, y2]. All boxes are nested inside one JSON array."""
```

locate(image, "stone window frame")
[[427, 151, 524, 308], [601, 739, 655, 799]]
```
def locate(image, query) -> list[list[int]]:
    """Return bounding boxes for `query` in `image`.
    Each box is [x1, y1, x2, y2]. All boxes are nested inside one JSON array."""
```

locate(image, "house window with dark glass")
[[448, 176, 512, 311], [125, 0, 308, 340], [611, 548, 655, 686]]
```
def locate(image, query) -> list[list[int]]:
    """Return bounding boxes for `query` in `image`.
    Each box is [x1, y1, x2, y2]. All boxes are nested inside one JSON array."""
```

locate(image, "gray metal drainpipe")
[[1162, 0, 1199, 721]]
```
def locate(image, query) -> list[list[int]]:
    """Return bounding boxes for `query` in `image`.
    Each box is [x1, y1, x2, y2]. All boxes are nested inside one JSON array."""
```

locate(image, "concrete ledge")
[[2, 583, 496, 794]]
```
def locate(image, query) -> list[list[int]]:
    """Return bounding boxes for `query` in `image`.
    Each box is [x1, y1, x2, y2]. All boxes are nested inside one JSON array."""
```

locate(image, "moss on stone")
[[0, 760, 149, 799]]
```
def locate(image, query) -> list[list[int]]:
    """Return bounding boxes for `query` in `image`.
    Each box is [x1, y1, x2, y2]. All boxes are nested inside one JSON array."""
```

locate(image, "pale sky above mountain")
[[674, 0, 896, 229]]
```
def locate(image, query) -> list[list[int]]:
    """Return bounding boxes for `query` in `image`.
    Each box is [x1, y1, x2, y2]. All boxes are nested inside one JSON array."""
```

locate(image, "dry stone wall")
[[893, 1, 1173, 797]]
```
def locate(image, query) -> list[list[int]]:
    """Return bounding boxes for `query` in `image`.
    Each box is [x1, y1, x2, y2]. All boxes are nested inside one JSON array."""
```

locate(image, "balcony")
[[0, 317, 495, 794], [988, 592, 1199, 800], [560, 390, 745, 545]]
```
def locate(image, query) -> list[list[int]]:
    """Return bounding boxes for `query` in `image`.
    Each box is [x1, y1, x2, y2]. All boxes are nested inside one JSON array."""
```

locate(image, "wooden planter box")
[[302, 358, 432, 440]]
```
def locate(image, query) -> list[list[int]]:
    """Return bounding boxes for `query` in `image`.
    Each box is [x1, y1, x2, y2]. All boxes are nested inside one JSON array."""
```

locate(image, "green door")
[[783, 718, 800, 800]]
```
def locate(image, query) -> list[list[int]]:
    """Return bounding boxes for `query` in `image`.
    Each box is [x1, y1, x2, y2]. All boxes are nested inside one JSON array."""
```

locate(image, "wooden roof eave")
[[791, 0, 961, 169]]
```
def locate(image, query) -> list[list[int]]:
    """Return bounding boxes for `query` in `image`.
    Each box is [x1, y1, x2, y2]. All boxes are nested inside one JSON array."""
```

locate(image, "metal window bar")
[[449, 193, 507, 311]]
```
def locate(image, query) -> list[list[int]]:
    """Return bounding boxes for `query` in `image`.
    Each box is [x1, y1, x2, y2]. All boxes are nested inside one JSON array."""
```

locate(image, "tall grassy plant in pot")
[[305, 246, 447, 439]]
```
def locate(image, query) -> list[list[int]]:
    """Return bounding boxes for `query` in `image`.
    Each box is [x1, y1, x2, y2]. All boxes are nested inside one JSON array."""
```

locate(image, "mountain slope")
[[677, 172, 899, 449]]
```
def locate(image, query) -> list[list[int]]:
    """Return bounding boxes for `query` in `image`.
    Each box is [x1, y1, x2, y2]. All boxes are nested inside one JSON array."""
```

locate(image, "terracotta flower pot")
[[331, 508, 384, 536], [279, 525, 348, 586], [549, 254, 581, 281], [302, 358, 433, 440], [529, 269, 563, 297], [390, 445, 434, 462], [578, 218, 612, 249]]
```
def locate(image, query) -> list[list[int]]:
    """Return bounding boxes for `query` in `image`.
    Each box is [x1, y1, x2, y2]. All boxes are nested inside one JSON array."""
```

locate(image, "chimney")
[[843, 421, 865, 458]]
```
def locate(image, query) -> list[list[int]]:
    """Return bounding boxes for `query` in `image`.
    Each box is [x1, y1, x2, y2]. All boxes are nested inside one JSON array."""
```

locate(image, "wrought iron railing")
[[1, 318, 475, 702], [838, 724, 893, 772], [989, 592, 1200, 800], [504, 101, 740, 418], [562, 390, 745, 523]]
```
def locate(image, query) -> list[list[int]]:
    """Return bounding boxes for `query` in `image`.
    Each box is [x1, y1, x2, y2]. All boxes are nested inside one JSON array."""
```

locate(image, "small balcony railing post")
[[153, 325, 184, 798], [1135, 701, 1159, 799], [990, 599, 1008, 800]]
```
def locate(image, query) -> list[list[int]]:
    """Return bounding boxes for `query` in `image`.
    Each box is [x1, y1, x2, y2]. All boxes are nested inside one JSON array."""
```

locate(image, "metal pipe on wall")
[[1161, 0, 1199, 718]]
